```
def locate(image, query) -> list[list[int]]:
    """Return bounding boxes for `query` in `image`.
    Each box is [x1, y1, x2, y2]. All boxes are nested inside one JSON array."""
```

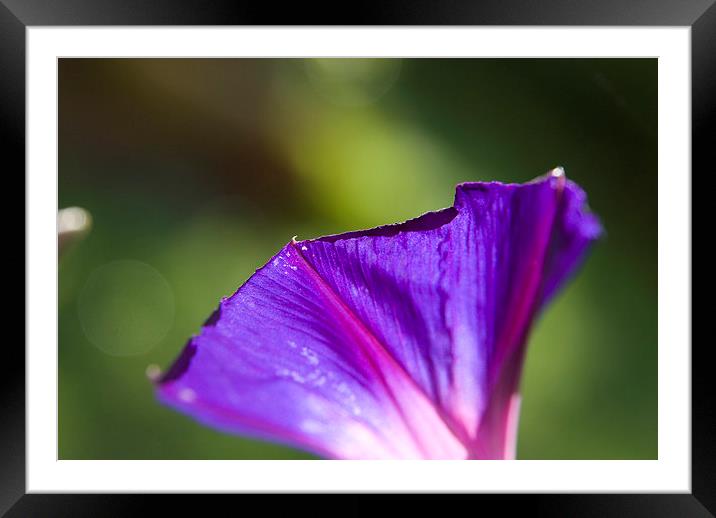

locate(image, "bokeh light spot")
[[78, 260, 175, 356]]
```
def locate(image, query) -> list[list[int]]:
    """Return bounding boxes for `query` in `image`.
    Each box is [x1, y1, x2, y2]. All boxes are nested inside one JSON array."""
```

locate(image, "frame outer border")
[[3, 0, 712, 515]]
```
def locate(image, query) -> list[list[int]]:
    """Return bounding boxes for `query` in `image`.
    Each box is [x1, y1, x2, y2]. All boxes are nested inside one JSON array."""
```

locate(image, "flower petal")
[[157, 169, 600, 459], [157, 242, 466, 459]]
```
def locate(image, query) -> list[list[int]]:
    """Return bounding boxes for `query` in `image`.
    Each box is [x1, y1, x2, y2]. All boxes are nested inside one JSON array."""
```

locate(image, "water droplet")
[[301, 347, 319, 365], [276, 368, 305, 384], [178, 388, 196, 403]]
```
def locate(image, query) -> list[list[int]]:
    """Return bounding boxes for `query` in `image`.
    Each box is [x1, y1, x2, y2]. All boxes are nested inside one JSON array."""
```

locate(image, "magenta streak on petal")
[[472, 171, 574, 458], [472, 336, 529, 459], [157, 246, 425, 459], [479, 200, 556, 456], [435, 176, 562, 447], [289, 241, 467, 459], [489, 173, 562, 387], [297, 221, 478, 444], [157, 241, 465, 459]]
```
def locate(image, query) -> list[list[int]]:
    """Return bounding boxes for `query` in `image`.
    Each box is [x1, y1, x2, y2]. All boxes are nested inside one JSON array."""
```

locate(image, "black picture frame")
[[5, 1, 711, 515]]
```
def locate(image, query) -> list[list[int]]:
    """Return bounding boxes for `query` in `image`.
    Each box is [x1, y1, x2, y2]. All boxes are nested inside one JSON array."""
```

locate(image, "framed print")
[[5, 0, 711, 514]]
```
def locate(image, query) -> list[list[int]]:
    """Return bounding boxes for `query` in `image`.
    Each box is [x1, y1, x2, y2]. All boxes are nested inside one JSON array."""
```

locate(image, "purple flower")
[[156, 168, 601, 459]]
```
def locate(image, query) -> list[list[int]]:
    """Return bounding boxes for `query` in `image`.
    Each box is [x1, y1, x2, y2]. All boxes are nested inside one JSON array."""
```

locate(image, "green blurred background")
[[58, 58, 657, 460]]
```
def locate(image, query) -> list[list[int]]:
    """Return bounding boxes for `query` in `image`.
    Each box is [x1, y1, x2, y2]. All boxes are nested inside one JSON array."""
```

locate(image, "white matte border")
[[27, 27, 690, 492]]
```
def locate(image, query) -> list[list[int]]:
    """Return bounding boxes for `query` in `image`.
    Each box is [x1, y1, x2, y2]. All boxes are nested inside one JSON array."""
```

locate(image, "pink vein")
[[290, 240, 470, 457]]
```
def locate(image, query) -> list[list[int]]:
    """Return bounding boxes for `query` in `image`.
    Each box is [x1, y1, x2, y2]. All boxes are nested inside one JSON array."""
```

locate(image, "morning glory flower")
[[156, 168, 601, 459]]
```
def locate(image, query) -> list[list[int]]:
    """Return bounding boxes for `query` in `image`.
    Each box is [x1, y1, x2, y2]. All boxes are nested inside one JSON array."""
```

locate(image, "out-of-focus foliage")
[[59, 58, 657, 459]]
